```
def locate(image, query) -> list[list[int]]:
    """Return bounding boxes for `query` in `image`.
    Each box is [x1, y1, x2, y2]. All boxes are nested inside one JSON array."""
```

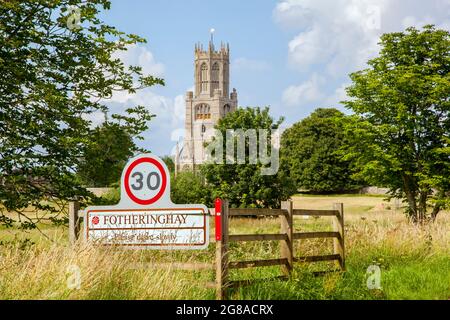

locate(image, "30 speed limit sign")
[[124, 157, 167, 205], [83, 154, 209, 249]]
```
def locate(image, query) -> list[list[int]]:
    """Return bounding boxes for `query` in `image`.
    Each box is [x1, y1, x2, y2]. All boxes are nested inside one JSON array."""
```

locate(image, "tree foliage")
[[342, 25, 450, 222], [201, 107, 296, 208], [78, 106, 154, 187], [281, 108, 362, 193], [0, 0, 163, 229], [161, 155, 175, 174], [171, 172, 212, 206]]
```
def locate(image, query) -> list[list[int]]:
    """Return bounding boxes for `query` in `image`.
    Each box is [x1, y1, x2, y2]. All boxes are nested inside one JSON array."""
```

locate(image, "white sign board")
[[84, 154, 209, 249]]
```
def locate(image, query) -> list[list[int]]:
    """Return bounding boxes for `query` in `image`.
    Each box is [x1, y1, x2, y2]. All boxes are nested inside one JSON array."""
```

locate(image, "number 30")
[[131, 172, 160, 191]]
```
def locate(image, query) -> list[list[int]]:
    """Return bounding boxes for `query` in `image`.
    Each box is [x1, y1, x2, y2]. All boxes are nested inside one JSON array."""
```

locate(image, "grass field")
[[0, 195, 449, 300]]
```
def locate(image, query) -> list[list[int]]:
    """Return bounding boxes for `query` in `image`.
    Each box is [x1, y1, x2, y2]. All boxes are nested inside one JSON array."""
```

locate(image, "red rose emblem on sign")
[[92, 216, 99, 225]]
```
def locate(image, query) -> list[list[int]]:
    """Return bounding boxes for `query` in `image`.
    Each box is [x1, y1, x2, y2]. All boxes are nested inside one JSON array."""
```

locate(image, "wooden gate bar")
[[229, 208, 287, 216], [229, 234, 288, 242], [294, 254, 341, 263], [293, 231, 341, 240], [229, 258, 288, 269], [293, 209, 339, 216]]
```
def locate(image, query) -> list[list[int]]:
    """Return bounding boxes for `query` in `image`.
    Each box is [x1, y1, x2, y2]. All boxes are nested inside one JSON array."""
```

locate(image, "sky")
[[97, 0, 450, 157]]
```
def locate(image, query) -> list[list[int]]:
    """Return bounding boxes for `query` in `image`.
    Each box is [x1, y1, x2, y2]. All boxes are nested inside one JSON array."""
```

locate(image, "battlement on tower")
[[194, 41, 229, 57]]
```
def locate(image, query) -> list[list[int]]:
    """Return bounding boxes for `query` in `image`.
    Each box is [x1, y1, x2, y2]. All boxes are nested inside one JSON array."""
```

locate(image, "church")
[[175, 38, 238, 173]]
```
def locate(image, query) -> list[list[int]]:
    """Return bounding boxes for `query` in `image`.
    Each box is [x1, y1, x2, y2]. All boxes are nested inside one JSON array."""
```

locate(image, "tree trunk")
[[405, 191, 418, 223], [417, 191, 428, 224], [403, 185, 418, 222], [402, 175, 422, 223], [430, 204, 440, 222]]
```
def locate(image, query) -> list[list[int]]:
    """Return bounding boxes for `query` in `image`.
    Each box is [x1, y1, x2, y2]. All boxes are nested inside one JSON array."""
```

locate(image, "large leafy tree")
[[343, 25, 450, 223], [0, 0, 163, 229], [281, 108, 362, 193], [201, 107, 296, 208], [78, 106, 154, 187]]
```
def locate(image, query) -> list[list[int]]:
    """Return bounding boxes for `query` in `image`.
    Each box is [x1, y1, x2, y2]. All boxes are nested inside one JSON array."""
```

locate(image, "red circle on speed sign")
[[124, 157, 167, 205]]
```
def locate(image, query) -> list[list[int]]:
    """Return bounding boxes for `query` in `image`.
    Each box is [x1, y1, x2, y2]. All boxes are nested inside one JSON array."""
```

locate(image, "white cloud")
[[82, 110, 106, 128], [282, 74, 325, 107], [273, 0, 314, 30], [275, 0, 450, 108], [94, 45, 189, 156], [277, 0, 388, 74], [324, 83, 351, 109], [233, 57, 270, 72], [287, 26, 334, 71], [173, 94, 186, 123], [103, 44, 166, 105], [112, 43, 165, 78], [103, 88, 186, 156]]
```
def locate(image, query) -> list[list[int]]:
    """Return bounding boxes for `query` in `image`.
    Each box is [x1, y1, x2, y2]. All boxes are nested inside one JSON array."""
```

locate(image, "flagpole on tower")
[[210, 28, 215, 44]]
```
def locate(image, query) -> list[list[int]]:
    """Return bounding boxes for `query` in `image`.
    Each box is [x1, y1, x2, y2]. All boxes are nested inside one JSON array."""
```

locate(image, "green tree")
[[201, 107, 296, 208], [281, 108, 362, 193], [78, 106, 154, 187], [78, 123, 134, 187], [171, 172, 212, 206], [0, 0, 163, 229], [343, 25, 450, 223], [161, 155, 175, 173]]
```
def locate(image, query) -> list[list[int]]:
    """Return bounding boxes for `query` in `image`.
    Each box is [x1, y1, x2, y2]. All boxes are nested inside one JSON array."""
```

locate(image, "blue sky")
[[98, 0, 450, 156]]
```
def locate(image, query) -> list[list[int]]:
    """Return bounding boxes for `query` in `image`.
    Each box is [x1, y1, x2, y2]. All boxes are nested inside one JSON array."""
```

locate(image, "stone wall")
[[359, 186, 390, 195], [87, 188, 114, 197]]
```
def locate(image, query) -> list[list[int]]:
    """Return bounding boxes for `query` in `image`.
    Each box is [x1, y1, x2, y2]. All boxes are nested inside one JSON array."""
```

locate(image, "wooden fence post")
[[280, 200, 294, 276], [332, 203, 345, 271], [216, 199, 229, 300], [69, 201, 80, 245]]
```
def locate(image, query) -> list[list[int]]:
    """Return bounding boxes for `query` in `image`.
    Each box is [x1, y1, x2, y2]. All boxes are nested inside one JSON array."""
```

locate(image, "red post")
[[215, 198, 222, 241]]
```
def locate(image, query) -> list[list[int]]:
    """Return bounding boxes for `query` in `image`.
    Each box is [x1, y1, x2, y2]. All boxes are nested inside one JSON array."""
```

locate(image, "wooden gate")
[[215, 200, 345, 300]]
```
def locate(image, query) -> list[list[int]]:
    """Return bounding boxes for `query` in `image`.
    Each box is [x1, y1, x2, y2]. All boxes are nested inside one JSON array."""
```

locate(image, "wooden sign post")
[[215, 199, 229, 300]]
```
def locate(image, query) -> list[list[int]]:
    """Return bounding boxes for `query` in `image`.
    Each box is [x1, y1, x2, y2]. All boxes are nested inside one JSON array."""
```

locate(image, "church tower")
[[176, 39, 238, 172]]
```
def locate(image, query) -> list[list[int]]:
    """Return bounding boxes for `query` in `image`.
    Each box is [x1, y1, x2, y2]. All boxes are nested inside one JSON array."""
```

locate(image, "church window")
[[223, 104, 231, 115], [195, 103, 211, 120], [211, 62, 219, 92], [200, 63, 208, 92]]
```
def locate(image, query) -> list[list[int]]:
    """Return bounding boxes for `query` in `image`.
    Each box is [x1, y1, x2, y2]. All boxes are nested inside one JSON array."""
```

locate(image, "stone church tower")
[[176, 39, 238, 172]]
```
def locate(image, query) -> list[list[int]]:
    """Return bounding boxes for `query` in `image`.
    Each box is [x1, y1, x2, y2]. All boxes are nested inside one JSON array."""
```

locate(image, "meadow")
[[0, 195, 448, 300]]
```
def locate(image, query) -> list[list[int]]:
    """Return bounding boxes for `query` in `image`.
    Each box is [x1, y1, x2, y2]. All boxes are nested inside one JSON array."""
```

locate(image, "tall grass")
[[0, 196, 449, 300], [0, 239, 214, 299]]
